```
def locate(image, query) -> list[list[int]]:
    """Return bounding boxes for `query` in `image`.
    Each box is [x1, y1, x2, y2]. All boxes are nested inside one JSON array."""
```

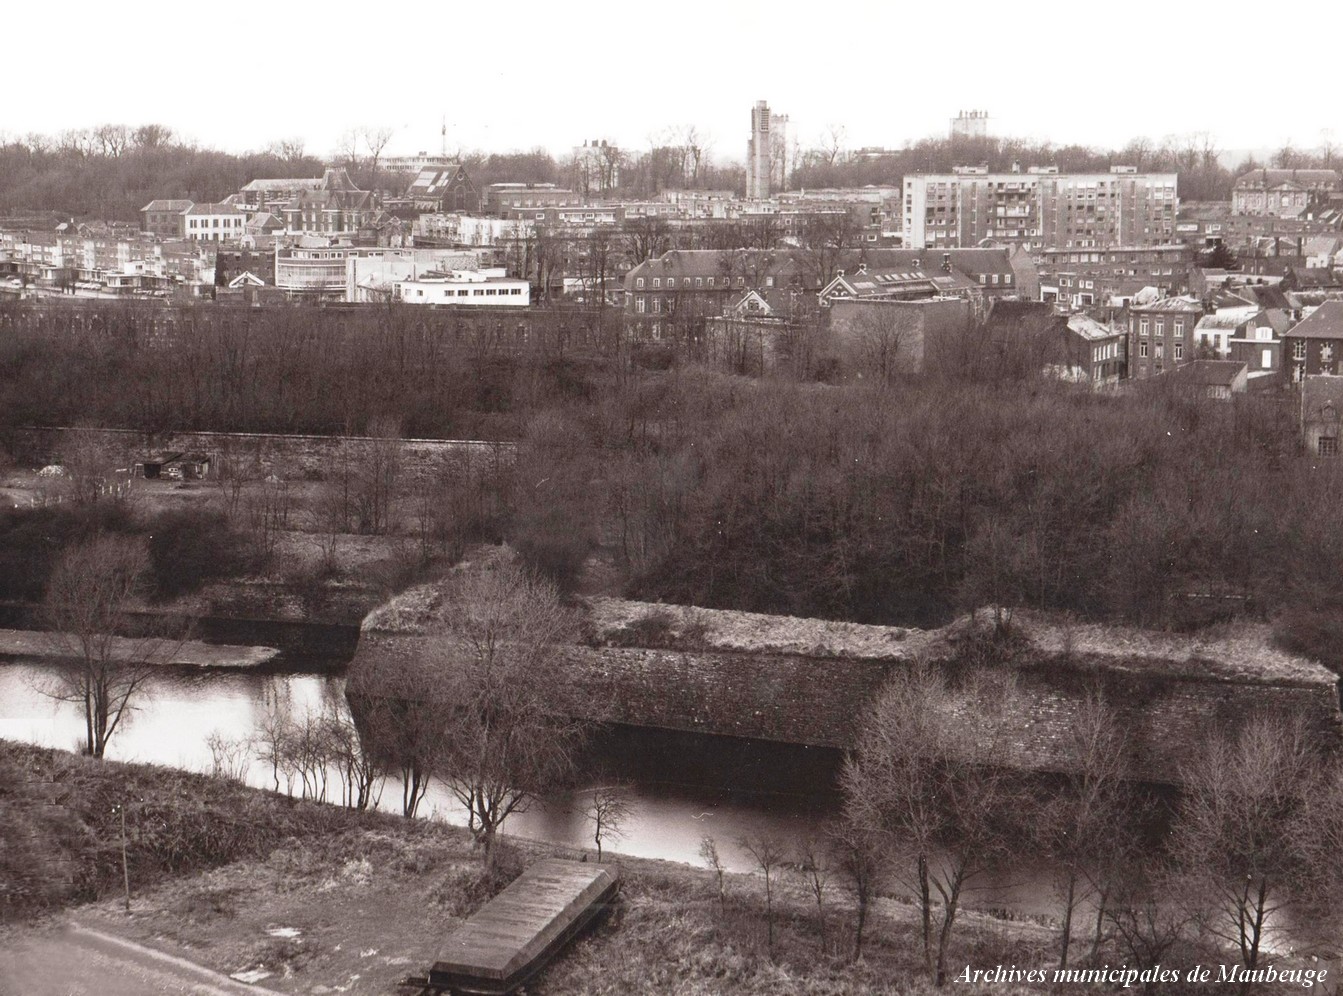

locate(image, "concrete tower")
[[746, 100, 772, 200]]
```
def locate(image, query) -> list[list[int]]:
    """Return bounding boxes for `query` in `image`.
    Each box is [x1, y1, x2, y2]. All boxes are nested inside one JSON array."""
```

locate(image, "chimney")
[[942, 252, 952, 272]]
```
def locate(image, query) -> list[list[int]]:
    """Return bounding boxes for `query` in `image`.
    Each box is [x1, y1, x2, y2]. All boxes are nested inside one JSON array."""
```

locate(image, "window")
[[1321, 437, 1339, 457], [667, 278, 676, 289], [1155, 321, 1164, 337], [636, 297, 646, 313], [1294, 340, 1307, 360], [1139, 318, 1149, 335], [636, 278, 644, 289], [652, 278, 660, 288], [1139, 341, 1148, 358], [1262, 348, 1273, 370], [653, 298, 661, 313], [1174, 342, 1183, 361], [1173, 320, 1184, 337], [1155, 343, 1164, 358]]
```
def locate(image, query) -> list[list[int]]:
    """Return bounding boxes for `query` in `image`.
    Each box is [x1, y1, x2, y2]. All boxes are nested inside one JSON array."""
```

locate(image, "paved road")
[[0, 921, 282, 996]]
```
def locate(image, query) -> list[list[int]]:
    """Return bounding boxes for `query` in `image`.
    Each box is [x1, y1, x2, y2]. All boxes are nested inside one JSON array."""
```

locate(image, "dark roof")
[[183, 202, 245, 215], [1169, 360, 1247, 387], [1235, 168, 1341, 190], [1302, 374, 1343, 419], [852, 247, 1014, 276], [1284, 301, 1343, 339], [141, 199, 193, 212]]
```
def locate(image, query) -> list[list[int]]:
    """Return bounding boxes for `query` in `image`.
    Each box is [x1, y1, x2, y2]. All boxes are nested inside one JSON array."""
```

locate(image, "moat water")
[[0, 651, 1321, 953]]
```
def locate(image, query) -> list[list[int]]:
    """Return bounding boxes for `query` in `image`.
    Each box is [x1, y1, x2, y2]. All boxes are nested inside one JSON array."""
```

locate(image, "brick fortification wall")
[[349, 601, 1342, 786], [9, 426, 516, 482]]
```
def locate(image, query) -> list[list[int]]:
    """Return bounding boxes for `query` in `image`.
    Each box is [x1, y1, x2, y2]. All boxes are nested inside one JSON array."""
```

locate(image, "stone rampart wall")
[[9, 426, 516, 482], [350, 632, 1342, 785]]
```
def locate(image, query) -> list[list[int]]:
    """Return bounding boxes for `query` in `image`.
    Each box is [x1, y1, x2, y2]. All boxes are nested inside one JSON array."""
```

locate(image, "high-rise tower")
[[746, 100, 772, 200]]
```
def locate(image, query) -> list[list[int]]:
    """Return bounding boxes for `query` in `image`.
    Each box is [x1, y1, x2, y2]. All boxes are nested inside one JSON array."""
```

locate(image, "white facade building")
[[183, 203, 248, 242], [393, 270, 530, 306]]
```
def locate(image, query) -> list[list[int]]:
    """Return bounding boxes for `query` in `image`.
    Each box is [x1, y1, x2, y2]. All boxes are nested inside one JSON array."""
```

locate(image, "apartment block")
[[903, 167, 1178, 250]]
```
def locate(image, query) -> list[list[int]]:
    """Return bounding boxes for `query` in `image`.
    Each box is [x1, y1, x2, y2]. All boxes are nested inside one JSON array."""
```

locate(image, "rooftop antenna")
[[441, 115, 447, 160]]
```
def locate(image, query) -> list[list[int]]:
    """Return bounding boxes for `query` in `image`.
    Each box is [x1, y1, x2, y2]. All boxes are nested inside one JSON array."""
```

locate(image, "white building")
[[393, 269, 530, 306], [274, 245, 493, 299], [414, 214, 534, 247], [183, 202, 248, 242]]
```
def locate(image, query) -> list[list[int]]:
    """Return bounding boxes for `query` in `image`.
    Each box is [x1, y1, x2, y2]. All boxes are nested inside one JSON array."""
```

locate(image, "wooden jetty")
[[427, 859, 619, 994]]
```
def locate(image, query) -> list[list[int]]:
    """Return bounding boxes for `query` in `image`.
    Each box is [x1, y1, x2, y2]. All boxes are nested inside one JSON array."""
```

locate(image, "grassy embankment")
[[0, 739, 1056, 995]]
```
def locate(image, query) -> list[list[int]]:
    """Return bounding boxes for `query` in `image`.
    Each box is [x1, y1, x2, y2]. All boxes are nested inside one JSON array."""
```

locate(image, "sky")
[[6, 0, 1340, 164]]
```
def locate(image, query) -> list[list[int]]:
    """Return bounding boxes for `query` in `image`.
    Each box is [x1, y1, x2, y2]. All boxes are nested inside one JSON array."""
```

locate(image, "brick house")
[[1284, 301, 1343, 380], [623, 249, 820, 340], [1301, 374, 1343, 456], [140, 199, 192, 239], [1127, 297, 1205, 379]]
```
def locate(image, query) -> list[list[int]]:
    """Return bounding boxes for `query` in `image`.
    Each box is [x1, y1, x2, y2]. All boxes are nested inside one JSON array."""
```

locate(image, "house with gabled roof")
[[281, 169, 380, 236], [1233, 168, 1342, 219], [407, 163, 479, 213], [1284, 300, 1343, 380], [237, 177, 324, 214], [141, 199, 193, 239], [1163, 359, 1249, 399], [183, 202, 247, 242], [623, 248, 821, 340]]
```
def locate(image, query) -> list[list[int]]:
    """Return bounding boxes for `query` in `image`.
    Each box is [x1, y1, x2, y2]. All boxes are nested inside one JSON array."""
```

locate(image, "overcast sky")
[[7, 0, 1339, 163]]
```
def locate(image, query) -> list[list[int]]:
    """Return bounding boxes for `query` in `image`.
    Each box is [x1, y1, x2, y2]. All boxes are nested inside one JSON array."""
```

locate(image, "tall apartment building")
[[903, 167, 1179, 250], [746, 100, 773, 200], [950, 110, 988, 140]]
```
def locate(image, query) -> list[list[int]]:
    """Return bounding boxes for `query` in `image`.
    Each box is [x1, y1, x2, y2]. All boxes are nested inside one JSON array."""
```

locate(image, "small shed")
[[137, 451, 211, 480]]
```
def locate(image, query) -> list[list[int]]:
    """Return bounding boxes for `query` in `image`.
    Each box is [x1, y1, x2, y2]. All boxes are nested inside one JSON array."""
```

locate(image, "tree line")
[[5, 300, 1343, 652], [7, 122, 1336, 221]]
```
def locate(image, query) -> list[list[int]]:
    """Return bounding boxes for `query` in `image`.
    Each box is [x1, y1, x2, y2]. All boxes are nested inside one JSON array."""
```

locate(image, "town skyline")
[[8, 0, 1341, 164]]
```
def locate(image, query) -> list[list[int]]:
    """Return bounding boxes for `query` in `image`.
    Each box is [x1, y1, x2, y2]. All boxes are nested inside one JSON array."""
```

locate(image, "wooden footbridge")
[[401, 859, 619, 995]]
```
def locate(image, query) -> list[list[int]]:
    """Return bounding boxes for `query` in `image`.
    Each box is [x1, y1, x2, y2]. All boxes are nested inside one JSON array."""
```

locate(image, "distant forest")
[[2, 122, 1339, 221]]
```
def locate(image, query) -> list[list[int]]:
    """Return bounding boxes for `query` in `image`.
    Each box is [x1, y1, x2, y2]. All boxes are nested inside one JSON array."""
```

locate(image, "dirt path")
[[0, 920, 284, 996], [0, 629, 280, 668]]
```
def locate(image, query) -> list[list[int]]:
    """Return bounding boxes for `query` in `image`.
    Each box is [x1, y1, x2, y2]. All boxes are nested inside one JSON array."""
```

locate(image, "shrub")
[[1274, 604, 1343, 677], [147, 507, 250, 598]]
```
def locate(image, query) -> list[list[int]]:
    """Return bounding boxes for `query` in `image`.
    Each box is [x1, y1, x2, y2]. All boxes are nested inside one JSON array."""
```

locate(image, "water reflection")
[[0, 660, 842, 874]]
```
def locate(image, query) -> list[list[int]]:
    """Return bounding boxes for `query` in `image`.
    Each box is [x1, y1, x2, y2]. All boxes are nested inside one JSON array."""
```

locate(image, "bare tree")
[[57, 426, 126, 506], [1039, 687, 1136, 969], [362, 126, 396, 190], [585, 783, 631, 862], [132, 124, 173, 149], [841, 303, 915, 384], [351, 557, 587, 855], [795, 835, 833, 955], [206, 730, 252, 783], [1172, 712, 1321, 978], [830, 822, 884, 961], [94, 124, 131, 157], [41, 535, 182, 758], [699, 834, 727, 909], [740, 834, 786, 957], [841, 662, 1026, 986]]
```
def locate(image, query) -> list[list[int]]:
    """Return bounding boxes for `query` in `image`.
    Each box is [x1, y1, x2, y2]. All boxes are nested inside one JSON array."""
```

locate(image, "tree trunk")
[[1060, 873, 1076, 970], [918, 854, 935, 981]]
